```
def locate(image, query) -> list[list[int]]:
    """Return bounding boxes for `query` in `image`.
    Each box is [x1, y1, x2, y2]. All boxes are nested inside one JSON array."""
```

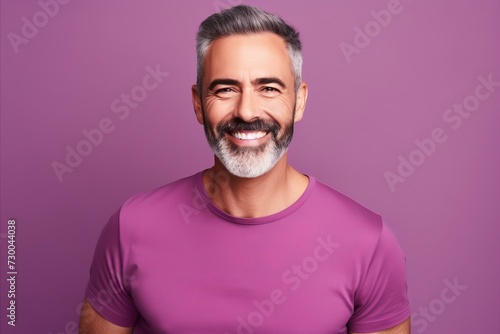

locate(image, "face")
[[192, 32, 307, 178]]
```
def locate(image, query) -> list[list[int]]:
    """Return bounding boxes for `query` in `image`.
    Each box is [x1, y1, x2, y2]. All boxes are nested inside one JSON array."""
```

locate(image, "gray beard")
[[211, 134, 289, 178], [203, 114, 295, 178]]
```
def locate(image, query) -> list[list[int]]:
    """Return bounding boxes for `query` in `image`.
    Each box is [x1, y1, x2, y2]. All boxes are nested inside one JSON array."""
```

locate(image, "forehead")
[[204, 32, 292, 83]]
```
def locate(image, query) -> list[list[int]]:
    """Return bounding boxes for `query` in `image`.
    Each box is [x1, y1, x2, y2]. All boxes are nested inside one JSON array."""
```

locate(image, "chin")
[[214, 143, 287, 178]]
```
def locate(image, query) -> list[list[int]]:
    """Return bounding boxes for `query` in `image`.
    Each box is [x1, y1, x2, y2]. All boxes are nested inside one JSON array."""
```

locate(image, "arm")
[[79, 299, 133, 334], [83, 210, 139, 331], [348, 222, 411, 333], [350, 317, 411, 334]]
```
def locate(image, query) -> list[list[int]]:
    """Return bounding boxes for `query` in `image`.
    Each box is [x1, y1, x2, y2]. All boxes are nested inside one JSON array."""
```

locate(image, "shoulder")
[[304, 177, 405, 265], [116, 173, 200, 233], [123, 173, 198, 210], [120, 173, 198, 216], [309, 178, 383, 235]]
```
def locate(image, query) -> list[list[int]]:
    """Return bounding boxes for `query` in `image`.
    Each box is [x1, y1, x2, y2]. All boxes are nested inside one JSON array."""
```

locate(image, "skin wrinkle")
[[198, 33, 300, 178], [191, 32, 308, 217]]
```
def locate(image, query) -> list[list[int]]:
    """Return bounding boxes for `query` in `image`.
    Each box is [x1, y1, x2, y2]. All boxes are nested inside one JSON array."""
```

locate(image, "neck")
[[203, 153, 309, 218]]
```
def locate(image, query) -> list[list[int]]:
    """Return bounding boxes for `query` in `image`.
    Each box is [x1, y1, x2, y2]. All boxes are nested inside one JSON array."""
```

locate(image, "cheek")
[[204, 94, 295, 125], [261, 96, 295, 122], [204, 98, 237, 124]]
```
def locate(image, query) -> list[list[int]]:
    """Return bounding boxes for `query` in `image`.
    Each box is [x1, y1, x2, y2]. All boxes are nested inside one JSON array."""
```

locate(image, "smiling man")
[[80, 5, 411, 334]]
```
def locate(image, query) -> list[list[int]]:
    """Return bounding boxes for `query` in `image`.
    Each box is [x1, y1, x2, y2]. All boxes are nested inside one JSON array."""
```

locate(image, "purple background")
[[1, 0, 499, 333]]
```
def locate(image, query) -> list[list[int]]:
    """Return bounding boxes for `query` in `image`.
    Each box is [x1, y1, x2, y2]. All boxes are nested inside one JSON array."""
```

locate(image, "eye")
[[261, 86, 281, 96], [215, 87, 236, 95]]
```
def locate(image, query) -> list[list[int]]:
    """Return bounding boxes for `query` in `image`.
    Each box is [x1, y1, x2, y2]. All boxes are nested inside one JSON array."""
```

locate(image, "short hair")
[[196, 5, 303, 94]]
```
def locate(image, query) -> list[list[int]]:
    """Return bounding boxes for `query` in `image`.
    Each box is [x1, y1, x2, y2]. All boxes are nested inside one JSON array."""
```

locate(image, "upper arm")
[[79, 299, 134, 334], [350, 317, 410, 334], [84, 210, 139, 326], [347, 222, 411, 332]]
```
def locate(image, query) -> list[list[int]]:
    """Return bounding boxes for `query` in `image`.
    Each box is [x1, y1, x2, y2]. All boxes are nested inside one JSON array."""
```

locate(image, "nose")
[[234, 88, 261, 122]]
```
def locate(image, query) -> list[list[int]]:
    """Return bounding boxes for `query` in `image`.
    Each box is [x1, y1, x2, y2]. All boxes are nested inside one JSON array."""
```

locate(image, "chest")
[[127, 228, 355, 333]]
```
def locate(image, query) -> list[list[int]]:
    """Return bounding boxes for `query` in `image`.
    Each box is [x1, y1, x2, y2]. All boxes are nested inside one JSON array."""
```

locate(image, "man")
[[80, 5, 411, 333]]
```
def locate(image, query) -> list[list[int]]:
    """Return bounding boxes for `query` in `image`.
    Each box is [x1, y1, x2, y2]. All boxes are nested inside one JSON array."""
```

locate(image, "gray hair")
[[196, 5, 303, 94]]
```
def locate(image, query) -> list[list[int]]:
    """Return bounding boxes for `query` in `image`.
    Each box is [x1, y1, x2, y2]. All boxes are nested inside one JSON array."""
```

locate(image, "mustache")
[[216, 118, 280, 136]]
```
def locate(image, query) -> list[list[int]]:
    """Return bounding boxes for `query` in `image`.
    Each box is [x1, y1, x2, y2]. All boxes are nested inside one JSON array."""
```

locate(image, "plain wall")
[[1, 0, 499, 333]]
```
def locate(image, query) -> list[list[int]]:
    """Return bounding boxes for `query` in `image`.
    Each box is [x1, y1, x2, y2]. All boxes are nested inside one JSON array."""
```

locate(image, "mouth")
[[230, 131, 268, 140], [226, 130, 270, 147]]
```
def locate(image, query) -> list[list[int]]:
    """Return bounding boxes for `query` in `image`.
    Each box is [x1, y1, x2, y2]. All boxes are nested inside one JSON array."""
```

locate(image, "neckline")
[[195, 171, 315, 225]]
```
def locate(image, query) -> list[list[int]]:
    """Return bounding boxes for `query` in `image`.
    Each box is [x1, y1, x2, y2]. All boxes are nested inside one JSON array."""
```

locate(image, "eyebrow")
[[207, 77, 287, 91], [254, 77, 287, 89], [207, 79, 240, 91]]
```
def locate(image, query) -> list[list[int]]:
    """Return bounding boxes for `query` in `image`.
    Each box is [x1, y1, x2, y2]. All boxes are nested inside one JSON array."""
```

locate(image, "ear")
[[293, 81, 308, 123], [192, 84, 204, 125]]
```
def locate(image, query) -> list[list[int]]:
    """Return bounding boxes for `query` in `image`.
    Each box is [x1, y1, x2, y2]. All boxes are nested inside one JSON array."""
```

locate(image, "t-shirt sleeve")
[[347, 221, 411, 332], [84, 209, 139, 327]]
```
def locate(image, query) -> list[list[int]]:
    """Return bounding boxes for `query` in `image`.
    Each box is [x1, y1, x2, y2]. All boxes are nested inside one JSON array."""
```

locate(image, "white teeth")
[[232, 131, 266, 140]]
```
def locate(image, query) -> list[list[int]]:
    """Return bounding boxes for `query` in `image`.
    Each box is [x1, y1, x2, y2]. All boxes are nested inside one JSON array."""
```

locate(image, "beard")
[[203, 113, 295, 178]]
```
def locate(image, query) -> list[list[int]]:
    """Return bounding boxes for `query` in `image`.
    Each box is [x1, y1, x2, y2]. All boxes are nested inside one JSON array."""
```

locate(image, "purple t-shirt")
[[85, 172, 410, 333]]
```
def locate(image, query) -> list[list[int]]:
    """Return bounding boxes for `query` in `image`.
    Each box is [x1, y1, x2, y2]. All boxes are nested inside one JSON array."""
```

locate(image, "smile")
[[230, 131, 268, 140]]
